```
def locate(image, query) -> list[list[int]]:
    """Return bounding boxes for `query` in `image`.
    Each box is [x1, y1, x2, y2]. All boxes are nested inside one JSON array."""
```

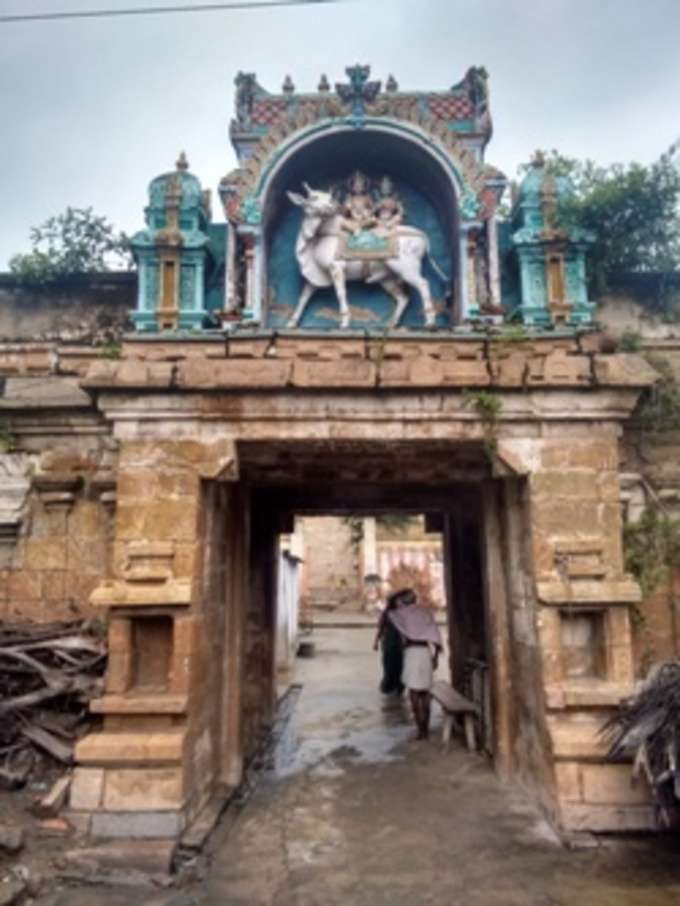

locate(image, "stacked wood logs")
[[0, 620, 106, 788]]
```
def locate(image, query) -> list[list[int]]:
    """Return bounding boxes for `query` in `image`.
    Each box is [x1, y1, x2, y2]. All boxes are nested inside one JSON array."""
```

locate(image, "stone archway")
[[71, 331, 657, 840]]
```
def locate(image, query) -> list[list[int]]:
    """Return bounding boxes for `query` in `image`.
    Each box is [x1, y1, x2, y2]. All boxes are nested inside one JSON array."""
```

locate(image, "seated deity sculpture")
[[374, 176, 404, 235], [340, 171, 378, 236]]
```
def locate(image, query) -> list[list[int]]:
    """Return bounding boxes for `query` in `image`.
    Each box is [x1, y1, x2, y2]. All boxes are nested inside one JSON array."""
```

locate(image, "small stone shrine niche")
[[511, 152, 595, 326], [219, 65, 509, 329], [131, 153, 216, 332]]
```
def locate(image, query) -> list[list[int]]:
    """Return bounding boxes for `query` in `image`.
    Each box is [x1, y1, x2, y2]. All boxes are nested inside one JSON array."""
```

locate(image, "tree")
[[519, 149, 680, 293], [9, 207, 130, 283]]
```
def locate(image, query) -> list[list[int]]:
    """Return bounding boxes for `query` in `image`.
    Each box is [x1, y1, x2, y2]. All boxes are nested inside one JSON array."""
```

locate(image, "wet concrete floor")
[[43, 627, 680, 904], [198, 627, 680, 906]]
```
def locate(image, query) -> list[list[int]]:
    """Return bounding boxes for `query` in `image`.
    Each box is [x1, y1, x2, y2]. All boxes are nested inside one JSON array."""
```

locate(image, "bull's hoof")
[[340, 318, 351, 329]]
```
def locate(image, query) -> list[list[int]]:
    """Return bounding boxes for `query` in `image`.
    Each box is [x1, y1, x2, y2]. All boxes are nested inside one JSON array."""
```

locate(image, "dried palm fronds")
[[601, 661, 680, 828]]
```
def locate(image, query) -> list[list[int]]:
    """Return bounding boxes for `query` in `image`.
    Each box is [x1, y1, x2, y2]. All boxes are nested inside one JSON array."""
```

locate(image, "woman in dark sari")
[[372, 591, 405, 695]]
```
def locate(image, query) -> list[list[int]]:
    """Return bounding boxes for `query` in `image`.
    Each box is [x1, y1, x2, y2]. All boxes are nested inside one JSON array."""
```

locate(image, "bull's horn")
[[302, 181, 313, 195]]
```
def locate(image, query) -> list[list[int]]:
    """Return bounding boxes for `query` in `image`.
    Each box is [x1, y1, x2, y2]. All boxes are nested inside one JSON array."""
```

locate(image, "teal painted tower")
[[512, 153, 595, 326], [131, 153, 212, 331]]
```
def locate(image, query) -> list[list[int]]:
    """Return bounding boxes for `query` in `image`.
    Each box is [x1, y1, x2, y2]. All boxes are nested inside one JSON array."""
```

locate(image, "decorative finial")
[[386, 74, 398, 92], [336, 64, 381, 125], [282, 74, 295, 94], [176, 151, 189, 171], [318, 73, 330, 92], [531, 150, 545, 168]]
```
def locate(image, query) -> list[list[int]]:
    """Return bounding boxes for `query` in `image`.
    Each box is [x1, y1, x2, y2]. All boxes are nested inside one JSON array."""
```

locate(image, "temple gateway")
[[0, 65, 674, 842]]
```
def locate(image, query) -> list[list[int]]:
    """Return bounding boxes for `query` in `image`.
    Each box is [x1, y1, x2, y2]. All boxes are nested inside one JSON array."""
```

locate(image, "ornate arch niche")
[[222, 116, 504, 329]]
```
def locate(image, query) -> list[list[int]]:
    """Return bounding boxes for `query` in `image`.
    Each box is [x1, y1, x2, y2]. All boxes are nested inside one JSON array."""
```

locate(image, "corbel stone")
[[123, 542, 175, 582], [90, 577, 192, 608], [33, 473, 83, 511], [197, 438, 239, 482], [91, 471, 117, 513]]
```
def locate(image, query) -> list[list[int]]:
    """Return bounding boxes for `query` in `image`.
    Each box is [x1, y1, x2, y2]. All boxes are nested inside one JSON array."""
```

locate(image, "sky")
[[1, 0, 680, 268]]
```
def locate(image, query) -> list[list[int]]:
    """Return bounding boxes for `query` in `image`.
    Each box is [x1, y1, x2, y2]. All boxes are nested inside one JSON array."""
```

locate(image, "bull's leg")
[[390, 267, 436, 328], [380, 279, 410, 328], [411, 275, 436, 328], [287, 281, 316, 328], [387, 248, 437, 328], [329, 261, 351, 329]]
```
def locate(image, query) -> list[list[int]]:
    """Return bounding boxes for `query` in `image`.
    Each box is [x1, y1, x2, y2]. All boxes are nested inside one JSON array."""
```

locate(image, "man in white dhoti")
[[387, 588, 443, 740]]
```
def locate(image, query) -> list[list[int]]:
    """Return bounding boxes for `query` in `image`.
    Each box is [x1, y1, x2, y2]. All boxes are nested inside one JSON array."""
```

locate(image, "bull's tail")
[[425, 239, 450, 285]]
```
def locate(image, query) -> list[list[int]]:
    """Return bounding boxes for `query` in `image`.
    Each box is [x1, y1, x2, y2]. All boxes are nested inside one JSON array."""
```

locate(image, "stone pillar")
[[497, 430, 652, 831], [487, 214, 501, 309], [71, 437, 239, 839]]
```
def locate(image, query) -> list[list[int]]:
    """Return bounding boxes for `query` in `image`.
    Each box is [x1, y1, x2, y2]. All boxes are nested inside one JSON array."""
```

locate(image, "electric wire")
[[0, 0, 341, 25]]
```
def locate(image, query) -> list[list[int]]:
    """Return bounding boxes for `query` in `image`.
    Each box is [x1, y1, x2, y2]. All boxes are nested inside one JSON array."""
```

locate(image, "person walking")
[[372, 590, 405, 695], [386, 588, 442, 739]]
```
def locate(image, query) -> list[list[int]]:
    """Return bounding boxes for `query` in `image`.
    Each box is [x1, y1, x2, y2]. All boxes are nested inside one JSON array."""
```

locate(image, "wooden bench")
[[431, 680, 479, 753]]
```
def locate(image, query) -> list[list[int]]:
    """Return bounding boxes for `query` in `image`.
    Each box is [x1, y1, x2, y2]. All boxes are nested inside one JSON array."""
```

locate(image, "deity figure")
[[374, 176, 404, 235], [234, 71, 259, 124], [340, 171, 377, 236]]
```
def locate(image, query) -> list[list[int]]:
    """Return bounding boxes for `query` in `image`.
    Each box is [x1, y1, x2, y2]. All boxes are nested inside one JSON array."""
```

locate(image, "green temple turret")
[[512, 153, 595, 327], [131, 153, 212, 331]]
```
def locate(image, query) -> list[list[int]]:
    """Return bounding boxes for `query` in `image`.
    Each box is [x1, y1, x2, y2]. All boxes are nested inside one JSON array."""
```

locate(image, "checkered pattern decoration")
[[428, 95, 474, 121], [252, 99, 288, 126]]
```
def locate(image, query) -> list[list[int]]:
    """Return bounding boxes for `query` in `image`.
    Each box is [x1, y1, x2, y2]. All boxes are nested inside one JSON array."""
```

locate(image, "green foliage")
[[495, 325, 530, 344], [9, 207, 130, 284], [624, 507, 680, 595], [521, 149, 680, 295], [375, 514, 419, 535], [464, 390, 502, 422], [636, 354, 680, 434], [99, 341, 122, 360], [0, 420, 17, 453], [463, 391, 502, 460], [342, 515, 364, 548], [617, 330, 642, 352]]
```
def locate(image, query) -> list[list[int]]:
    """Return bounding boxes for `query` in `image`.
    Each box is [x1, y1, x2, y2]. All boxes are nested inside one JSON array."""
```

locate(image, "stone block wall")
[[0, 274, 134, 343], [0, 385, 116, 623], [298, 516, 359, 612]]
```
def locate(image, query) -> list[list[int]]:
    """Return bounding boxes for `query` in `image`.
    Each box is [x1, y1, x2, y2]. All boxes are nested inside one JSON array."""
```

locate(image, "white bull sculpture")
[[286, 185, 447, 329]]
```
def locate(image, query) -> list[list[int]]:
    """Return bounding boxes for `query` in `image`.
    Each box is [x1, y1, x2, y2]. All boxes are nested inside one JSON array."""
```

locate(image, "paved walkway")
[[41, 627, 680, 905], [200, 628, 680, 906]]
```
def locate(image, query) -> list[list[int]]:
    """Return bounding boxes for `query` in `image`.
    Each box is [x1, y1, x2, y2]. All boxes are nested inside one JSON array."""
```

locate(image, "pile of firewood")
[[602, 660, 680, 828], [0, 620, 107, 788]]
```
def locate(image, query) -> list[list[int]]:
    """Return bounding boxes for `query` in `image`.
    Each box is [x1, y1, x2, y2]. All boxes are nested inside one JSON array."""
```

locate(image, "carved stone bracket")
[[34, 473, 83, 511]]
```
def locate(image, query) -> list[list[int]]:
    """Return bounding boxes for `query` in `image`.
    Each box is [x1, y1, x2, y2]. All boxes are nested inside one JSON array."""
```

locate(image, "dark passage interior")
[[212, 441, 510, 778]]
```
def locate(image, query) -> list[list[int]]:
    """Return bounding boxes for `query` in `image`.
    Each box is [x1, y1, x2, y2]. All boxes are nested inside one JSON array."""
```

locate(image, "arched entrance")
[[260, 125, 460, 329]]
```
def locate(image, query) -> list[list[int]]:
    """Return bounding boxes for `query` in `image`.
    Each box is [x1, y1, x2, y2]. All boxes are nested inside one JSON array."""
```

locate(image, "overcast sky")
[[1, 0, 680, 268]]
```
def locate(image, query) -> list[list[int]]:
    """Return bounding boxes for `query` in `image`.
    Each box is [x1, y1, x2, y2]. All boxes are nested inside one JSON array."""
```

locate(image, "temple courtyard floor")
[[40, 627, 680, 905]]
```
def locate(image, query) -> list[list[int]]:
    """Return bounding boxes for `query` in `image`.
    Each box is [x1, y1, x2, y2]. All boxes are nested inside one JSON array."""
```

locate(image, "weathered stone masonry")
[[1, 327, 659, 836], [3, 63, 679, 840]]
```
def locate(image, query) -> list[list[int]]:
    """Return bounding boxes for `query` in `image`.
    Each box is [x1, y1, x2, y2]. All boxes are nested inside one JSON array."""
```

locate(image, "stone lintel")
[[90, 578, 192, 608], [90, 694, 188, 715], [81, 335, 659, 399], [536, 579, 641, 605], [545, 680, 633, 710], [75, 729, 186, 764]]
